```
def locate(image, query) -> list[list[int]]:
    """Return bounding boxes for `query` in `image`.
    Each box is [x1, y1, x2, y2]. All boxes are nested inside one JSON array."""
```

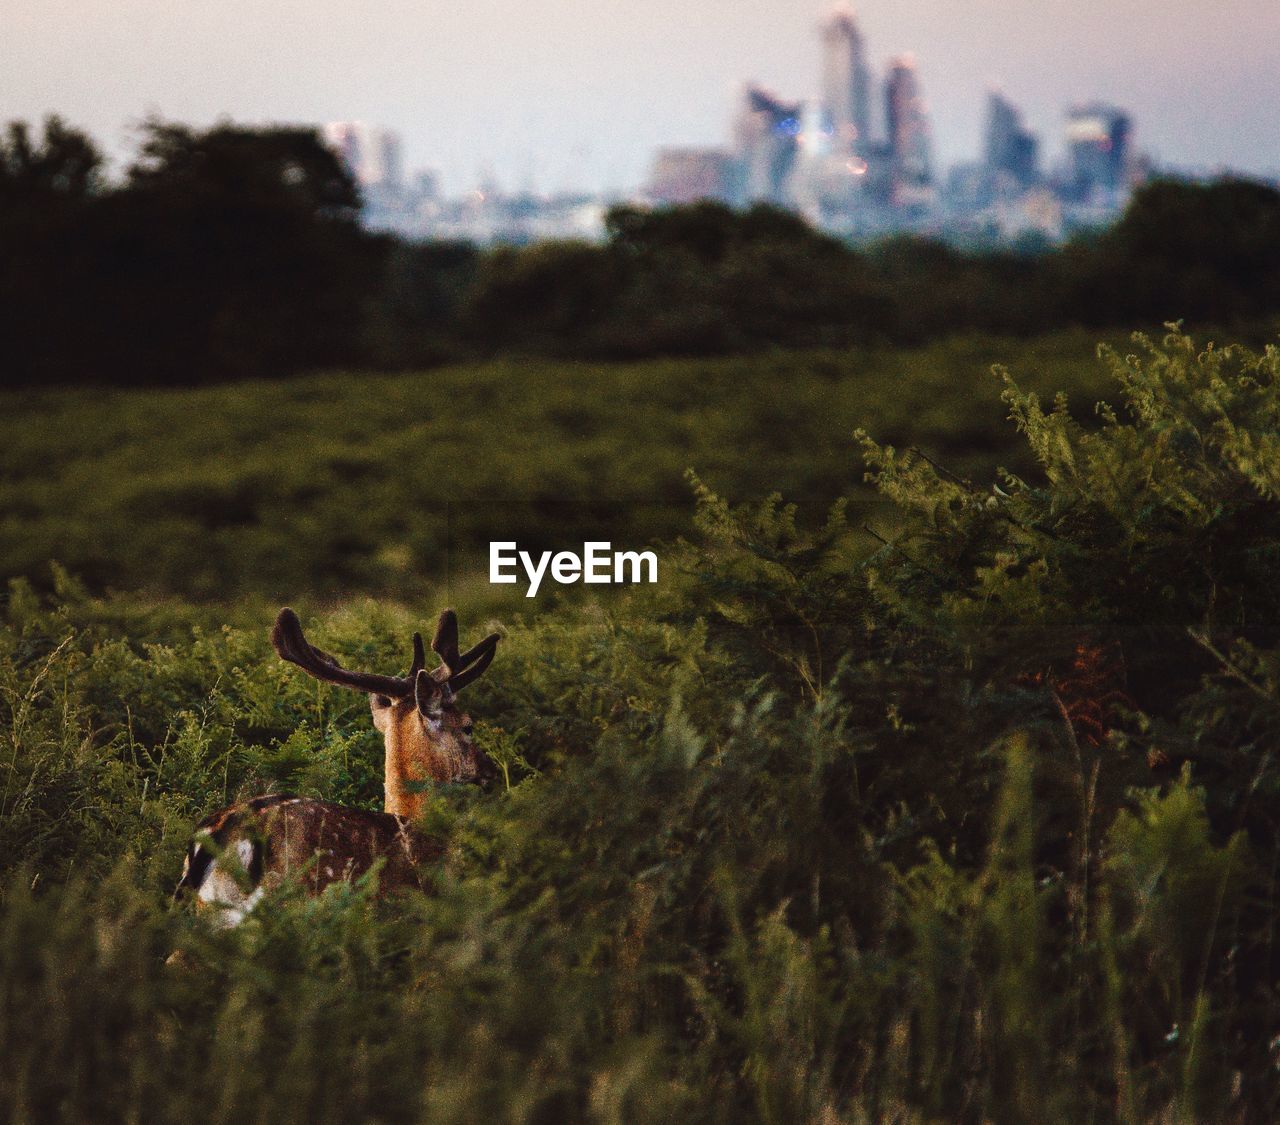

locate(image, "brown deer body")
[[174, 608, 499, 925]]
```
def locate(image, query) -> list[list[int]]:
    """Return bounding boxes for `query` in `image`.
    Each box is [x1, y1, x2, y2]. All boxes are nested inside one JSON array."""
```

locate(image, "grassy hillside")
[[4, 328, 1280, 1121], [0, 331, 1119, 603]]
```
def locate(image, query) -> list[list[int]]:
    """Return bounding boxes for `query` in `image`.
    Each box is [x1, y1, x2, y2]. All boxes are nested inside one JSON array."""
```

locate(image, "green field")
[[4, 328, 1280, 1121], [0, 331, 1120, 605]]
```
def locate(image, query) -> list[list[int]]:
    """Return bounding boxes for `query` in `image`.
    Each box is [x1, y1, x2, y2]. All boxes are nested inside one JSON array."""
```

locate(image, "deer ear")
[[369, 694, 391, 733], [414, 668, 450, 716]]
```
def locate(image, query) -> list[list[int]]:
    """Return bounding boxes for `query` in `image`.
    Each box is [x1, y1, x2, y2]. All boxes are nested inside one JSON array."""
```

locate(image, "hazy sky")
[[5, 0, 1279, 194]]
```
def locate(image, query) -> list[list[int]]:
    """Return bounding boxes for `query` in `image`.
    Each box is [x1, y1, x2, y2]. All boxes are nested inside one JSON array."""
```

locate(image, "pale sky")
[[4, 0, 1278, 195]]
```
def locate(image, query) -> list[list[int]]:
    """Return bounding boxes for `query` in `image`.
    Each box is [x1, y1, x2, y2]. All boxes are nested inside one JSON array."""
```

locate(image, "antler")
[[272, 608, 416, 697], [430, 609, 460, 677], [431, 609, 502, 690], [450, 632, 500, 691], [272, 608, 499, 695]]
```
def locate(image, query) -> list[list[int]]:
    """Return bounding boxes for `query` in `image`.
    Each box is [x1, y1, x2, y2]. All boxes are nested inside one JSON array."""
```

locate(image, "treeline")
[[4, 116, 1280, 386]]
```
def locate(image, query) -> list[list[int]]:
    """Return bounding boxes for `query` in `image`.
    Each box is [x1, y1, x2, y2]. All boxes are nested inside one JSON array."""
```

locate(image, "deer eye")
[[461, 721, 474, 735], [373, 694, 392, 709]]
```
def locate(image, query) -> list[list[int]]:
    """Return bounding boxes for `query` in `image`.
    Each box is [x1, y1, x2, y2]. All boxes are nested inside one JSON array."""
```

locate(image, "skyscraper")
[[885, 56, 932, 200], [322, 122, 404, 192], [1065, 104, 1132, 200], [984, 91, 1039, 191], [323, 122, 408, 230], [732, 85, 803, 205], [647, 147, 735, 205], [821, 6, 873, 157]]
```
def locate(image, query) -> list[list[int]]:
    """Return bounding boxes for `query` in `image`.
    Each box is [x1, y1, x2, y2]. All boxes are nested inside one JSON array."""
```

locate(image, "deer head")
[[271, 608, 500, 819]]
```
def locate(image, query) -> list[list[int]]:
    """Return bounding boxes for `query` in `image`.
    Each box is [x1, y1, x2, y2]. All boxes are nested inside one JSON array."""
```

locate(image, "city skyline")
[[638, 13, 1144, 246], [5, 0, 1280, 195]]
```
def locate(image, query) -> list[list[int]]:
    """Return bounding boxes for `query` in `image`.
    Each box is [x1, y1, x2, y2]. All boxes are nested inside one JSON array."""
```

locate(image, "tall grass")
[[2, 329, 1279, 1120]]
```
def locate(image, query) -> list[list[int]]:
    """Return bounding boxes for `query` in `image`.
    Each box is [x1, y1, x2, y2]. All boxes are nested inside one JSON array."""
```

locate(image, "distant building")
[[984, 91, 1039, 192], [425, 190, 607, 245], [412, 170, 441, 204], [1065, 103, 1132, 201], [322, 122, 403, 192], [323, 122, 414, 230], [885, 56, 933, 204], [821, 6, 873, 157], [995, 187, 1063, 243], [787, 99, 855, 224], [647, 147, 735, 205], [323, 122, 361, 178], [732, 85, 803, 205]]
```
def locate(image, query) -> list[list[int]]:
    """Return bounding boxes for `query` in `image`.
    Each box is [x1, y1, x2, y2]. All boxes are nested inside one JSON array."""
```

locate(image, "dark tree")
[[0, 116, 103, 205], [1065, 178, 1280, 325], [125, 120, 360, 217], [1, 119, 382, 388], [107, 120, 377, 382]]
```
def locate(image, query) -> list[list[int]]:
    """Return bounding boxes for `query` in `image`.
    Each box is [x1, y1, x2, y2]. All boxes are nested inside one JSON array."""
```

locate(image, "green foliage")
[[4, 328, 1280, 1119], [0, 332, 1114, 600], [1107, 769, 1249, 985]]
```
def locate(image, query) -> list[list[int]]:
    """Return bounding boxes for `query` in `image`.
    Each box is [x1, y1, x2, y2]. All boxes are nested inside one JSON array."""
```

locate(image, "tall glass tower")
[[821, 7, 873, 157], [885, 56, 932, 191], [984, 91, 1039, 189], [1066, 104, 1132, 200]]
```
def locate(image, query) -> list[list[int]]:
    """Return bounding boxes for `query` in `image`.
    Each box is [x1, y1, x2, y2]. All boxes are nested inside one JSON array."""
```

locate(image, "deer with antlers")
[[173, 607, 500, 925]]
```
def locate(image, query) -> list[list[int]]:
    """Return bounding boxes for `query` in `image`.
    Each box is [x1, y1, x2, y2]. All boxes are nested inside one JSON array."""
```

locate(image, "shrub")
[[3, 328, 1280, 1119]]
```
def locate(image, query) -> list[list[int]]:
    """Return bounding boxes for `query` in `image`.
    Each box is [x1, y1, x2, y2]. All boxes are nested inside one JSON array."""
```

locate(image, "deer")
[[173, 607, 500, 925]]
